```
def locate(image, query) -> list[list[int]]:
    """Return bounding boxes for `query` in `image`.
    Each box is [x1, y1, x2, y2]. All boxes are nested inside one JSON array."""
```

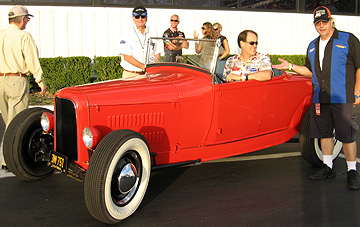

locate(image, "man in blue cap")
[[119, 6, 162, 78]]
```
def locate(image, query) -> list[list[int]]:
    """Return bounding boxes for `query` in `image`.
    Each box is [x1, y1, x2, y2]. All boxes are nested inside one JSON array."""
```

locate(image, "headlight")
[[82, 126, 101, 149], [41, 112, 54, 133]]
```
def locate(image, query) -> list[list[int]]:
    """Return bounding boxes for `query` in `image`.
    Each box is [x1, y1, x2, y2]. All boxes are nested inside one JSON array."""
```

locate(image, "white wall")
[[1, 5, 360, 58]]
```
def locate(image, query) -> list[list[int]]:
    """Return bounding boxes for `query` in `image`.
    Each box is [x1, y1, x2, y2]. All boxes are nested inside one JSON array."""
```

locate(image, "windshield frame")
[[146, 37, 221, 75]]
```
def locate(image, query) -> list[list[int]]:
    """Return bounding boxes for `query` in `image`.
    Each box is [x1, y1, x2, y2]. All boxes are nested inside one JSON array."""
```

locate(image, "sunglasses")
[[133, 12, 147, 19], [214, 28, 219, 31], [201, 27, 206, 30], [246, 41, 258, 46], [170, 19, 179, 22]]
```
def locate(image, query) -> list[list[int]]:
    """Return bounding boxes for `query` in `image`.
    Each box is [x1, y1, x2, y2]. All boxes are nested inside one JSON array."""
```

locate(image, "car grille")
[[55, 97, 78, 161]]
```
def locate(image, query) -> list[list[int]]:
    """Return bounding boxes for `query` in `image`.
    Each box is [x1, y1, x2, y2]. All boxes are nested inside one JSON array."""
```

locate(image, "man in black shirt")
[[163, 14, 188, 62]]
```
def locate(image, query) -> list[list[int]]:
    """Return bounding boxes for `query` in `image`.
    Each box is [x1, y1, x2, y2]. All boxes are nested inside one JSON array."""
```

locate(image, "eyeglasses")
[[24, 16, 30, 21], [132, 12, 147, 19], [214, 28, 219, 31], [246, 41, 258, 46], [201, 27, 206, 30], [170, 19, 179, 22], [315, 21, 329, 26]]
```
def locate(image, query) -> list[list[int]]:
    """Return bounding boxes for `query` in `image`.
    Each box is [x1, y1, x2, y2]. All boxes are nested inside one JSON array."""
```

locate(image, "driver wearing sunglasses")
[[119, 6, 162, 78], [223, 30, 272, 82]]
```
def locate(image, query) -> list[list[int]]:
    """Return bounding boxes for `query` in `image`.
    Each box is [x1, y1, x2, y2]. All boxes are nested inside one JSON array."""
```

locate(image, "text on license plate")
[[50, 153, 67, 171]]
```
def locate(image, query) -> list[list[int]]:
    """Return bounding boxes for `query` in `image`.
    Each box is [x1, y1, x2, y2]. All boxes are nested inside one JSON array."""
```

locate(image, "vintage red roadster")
[[3, 38, 342, 224]]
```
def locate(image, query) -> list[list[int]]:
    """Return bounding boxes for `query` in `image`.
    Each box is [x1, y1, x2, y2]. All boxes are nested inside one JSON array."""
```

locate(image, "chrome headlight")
[[82, 126, 101, 149], [41, 112, 54, 133]]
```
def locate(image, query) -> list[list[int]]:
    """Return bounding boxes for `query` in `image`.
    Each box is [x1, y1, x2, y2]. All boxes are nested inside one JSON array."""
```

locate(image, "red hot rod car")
[[3, 38, 342, 224]]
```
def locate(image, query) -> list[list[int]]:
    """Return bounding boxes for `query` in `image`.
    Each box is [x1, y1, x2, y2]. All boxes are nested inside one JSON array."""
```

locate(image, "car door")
[[259, 74, 312, 134], [215, 80, 266, 144]]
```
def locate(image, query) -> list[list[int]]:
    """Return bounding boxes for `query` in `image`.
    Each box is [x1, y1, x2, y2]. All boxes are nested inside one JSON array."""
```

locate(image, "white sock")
[[323, 155, 333, 169], [347, 161, 357, 171]]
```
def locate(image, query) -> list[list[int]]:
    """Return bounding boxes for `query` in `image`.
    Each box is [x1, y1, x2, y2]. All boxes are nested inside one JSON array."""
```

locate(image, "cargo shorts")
[[309, 103, 358, 143]]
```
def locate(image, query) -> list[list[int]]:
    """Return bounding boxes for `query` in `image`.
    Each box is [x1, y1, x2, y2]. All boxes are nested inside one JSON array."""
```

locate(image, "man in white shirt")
[[119, 6, 162, 78]]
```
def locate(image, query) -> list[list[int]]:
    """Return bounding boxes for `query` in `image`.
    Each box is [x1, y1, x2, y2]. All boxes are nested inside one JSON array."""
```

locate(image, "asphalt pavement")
[[1, 107, 360, 226]]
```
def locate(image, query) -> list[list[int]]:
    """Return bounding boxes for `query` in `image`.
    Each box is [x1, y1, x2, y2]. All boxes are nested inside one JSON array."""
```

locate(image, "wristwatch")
[[289, 63, 293, 71]]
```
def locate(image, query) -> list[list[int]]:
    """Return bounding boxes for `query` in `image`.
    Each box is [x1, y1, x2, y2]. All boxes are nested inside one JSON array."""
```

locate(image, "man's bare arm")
[[123, 54, 145, 71]]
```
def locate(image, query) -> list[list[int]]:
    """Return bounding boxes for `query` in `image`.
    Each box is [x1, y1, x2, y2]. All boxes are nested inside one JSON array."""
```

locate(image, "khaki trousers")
[[0, 76, 29, 166], [122, 70, 144, 79]]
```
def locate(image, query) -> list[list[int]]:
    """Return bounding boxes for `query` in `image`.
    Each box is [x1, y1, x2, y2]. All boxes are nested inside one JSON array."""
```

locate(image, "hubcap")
[[118, 163, 137, 193], [111, 153, 141, 206]]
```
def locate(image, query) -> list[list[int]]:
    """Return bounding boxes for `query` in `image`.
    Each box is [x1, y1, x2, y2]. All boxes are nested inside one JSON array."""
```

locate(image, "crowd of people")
[[120, 6, 273, 83], [1, 5, 360, 191]]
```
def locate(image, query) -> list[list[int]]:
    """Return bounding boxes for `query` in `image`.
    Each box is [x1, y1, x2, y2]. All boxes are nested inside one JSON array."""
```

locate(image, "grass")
[[29, 92, 54, 105]]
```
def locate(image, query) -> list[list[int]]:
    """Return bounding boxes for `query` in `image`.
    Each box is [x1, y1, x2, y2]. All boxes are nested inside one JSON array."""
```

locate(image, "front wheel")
[[84, 130, 151, 224], [3, 107, 54, 181], [299, 109, 343, 167]]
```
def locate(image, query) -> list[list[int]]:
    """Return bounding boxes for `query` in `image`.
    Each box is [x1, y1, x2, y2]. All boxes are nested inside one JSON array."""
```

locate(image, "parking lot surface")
[[1, 108, 360, 226]]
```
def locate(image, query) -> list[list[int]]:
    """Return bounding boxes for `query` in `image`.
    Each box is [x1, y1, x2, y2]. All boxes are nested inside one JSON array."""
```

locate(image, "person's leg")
[[0, 133, 6, 169], [343, 142, 357, 163], [333, 104, 360, 189], [1, 76, 28, 168], [343, 142, 360, 189], [309, 104, 336, 180], [0, 76, 9, 125], [6, 76, 29, 127], [321, 137, 335, 168], [0, 76, 8, 168]]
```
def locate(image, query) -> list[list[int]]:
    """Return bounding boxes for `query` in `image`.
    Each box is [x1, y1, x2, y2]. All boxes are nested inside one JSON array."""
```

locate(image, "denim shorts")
[[309, 103, 358, 143]]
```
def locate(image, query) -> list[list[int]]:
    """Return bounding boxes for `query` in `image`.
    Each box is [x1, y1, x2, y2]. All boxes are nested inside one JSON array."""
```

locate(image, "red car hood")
[[55, 64, 212, 107]]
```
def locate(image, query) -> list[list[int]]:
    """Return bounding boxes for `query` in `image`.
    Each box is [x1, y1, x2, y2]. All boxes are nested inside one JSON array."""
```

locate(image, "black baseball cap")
[[133, 6, 147, 14], [313, 6, 331, 24]]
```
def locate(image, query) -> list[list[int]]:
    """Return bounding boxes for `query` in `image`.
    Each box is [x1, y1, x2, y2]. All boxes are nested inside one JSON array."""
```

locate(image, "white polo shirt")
[[119, 24, 163, 71]]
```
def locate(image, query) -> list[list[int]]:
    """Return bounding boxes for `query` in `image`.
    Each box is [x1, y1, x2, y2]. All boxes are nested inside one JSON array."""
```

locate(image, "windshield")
[[145, 37, 221, 74]]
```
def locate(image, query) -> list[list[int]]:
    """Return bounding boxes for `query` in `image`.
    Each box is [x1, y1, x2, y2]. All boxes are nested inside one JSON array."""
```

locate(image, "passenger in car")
[[223, 30, 272, 82], [194, 22, 217, 68]]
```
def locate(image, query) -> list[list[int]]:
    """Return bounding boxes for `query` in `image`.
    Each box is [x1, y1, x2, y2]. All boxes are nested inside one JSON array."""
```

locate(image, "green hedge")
[[269, 54, 306, 67], [29, 57, 92, 94], [29, 54, 306, 95], [93, 56, 123, 82]]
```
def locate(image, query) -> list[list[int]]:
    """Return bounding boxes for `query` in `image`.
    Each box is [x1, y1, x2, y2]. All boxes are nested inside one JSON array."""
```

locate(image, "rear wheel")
[[84, 129, 151, 224], [3, 107, 54, 181], [299, 109, 343, 167]]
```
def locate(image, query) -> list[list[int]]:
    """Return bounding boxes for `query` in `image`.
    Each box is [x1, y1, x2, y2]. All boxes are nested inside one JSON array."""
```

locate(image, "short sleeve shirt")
[[163, 28, 186, 56], [304, 29, 360, 103], [223, 52, 272, 81], [199, 39, 215, 67], [119, 25, 163, 71]]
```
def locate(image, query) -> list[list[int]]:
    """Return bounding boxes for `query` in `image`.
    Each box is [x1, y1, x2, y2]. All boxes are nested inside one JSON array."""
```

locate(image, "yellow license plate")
[[50, 152, 68, 172]]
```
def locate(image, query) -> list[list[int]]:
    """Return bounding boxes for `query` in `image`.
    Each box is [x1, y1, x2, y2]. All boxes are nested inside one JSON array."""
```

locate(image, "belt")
[[123, 69, 145, 75], [0, 73, 27, 77]]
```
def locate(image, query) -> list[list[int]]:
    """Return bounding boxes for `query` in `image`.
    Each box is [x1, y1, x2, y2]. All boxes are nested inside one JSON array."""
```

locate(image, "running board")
[[151, 159, 201, 171]]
